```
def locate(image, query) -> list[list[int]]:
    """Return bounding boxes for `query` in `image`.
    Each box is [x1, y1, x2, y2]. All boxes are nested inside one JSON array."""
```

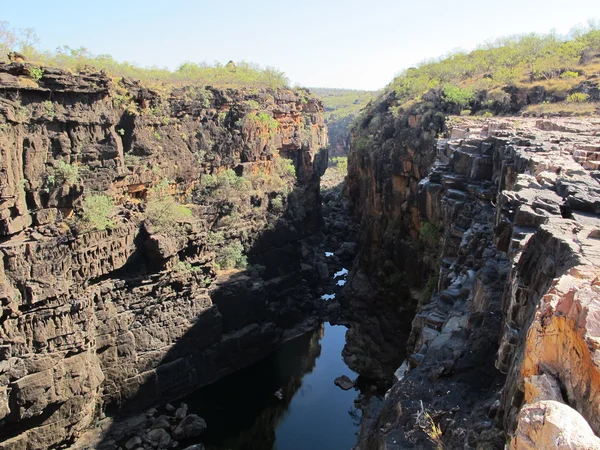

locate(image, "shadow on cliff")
[[94, 154, 331, 449]]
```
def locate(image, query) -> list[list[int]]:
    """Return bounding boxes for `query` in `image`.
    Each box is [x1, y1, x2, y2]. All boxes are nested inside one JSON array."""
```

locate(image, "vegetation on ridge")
[[379, 22, 600, 117], [311, 88, 379, 122], [311, 88, 379, 155], [0, 21, 289, 89]]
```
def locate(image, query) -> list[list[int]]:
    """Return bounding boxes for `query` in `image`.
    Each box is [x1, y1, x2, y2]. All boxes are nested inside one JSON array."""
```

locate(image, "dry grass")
[[522, 101, 599, 117]]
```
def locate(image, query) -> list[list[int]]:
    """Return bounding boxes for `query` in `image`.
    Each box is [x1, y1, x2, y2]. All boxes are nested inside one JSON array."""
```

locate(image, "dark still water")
[[178, 323, 361, 450]]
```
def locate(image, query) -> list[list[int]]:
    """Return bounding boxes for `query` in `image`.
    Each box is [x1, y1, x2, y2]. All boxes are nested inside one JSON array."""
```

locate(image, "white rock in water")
[[334, 268, 348, 278], [325, 252, 334, 257], [337, 280, 346, 286], [321, 294, 336, 301]]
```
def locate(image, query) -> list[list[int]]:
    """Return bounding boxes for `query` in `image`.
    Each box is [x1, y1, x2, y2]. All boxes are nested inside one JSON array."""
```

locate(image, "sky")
[[2, 0, 598, 90]]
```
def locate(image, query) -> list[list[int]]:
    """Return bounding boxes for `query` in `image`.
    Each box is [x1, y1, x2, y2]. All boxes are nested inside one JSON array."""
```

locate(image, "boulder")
[[334, 375, 354, 390], [175, 402, 188, 419], [125, 436, 142, 450], [172, 414, 207, 440], [150, 415, 171, 430], [145, 428, 172, 448], [511, 401, 600, 450]]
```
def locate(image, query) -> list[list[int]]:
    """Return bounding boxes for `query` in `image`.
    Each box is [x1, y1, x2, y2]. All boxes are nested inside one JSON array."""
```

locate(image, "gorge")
[[1, 27, 600, 450]]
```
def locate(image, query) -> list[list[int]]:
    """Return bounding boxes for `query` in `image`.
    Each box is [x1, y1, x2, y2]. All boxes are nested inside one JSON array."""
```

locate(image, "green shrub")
[[244, 100, 260, 110], [566, 92, 590, 103], [80, 194, 115, 231], [206, 230, 225, 246], [145, 180, 192, 230], [46, 161, 80, 188], [560, 71, 579, 79], [270, 195, 284, 212], [42, 100, 55, 119], [215, 240, 247, 269], [275, 157, 296, 178], [256, 113, 279, 132], [201, 169, 252, 193], [459, 109, 472, 116], [442, 85, 475, 109], [28, 66, 43, 81], [174, 260, 201, 273], [330, 156, 348, 172]]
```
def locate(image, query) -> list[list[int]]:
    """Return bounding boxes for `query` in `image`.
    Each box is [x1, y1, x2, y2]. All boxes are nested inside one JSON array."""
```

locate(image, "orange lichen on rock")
[[521, 264, 600, 433]]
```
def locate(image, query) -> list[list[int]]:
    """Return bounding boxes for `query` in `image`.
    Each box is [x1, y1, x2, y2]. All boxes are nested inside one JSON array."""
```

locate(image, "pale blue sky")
[[2, 0, 598, 89]]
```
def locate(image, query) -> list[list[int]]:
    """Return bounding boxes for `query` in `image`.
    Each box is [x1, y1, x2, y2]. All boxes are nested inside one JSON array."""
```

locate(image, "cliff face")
[[341, 92, 445, 381], [0, 62, 328, 448], [346, 89, 600, 449]]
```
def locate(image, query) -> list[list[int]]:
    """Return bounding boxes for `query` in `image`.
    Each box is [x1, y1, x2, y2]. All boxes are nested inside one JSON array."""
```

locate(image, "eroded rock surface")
[[0, 62, 330, 448], [347, 112, 600, 449]]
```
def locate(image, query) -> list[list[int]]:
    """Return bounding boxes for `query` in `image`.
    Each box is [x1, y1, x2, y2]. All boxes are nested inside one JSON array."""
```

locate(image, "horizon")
[[2, 0, 599, 90]]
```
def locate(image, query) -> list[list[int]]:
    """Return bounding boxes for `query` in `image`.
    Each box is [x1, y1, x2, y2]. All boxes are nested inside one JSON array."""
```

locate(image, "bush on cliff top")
[[0, 21, 289, 89], [385, 22, 600, 107]]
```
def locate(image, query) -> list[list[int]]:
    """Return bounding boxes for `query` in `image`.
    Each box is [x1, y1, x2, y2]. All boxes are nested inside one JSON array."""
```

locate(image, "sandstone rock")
[[524, 374, 563, 404], [511, 401, 600, 450], [0, 385, 10, 421], [172, 414, 207, 440], [334, 375, 354, 390]]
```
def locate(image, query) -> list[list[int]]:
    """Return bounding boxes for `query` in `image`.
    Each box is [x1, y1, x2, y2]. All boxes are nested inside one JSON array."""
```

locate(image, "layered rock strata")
[[347, 112, 600, 449], [0, 62, 328, 448]]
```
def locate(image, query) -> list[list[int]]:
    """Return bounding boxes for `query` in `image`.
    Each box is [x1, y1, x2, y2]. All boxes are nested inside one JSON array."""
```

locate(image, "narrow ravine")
[[171, 323, 360, 450]]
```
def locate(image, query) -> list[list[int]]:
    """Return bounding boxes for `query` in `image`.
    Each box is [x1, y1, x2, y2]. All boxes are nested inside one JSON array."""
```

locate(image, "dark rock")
[[317, 262, 329, 280], [145, 428, 171, 448], [172, 414, 207, 440], [334, 375, 354, 390], [125, 436, 142, 450], [150, 415, 171, 430], [174, 403, 188, 420], [165, 403, 176, 413]]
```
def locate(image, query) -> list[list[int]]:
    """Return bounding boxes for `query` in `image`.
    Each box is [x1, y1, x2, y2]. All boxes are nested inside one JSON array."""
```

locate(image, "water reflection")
[[177, 323, 360, 450]]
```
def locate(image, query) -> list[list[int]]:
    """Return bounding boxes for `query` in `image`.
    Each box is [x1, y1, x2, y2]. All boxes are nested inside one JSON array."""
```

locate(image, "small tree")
[[145, 180, 192, 230], [80, 194, 115, 231], [442, 85, 475, 111], [215, 240, 247, 269]]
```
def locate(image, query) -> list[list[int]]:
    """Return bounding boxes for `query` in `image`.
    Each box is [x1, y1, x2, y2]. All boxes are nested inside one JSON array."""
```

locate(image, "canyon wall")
[[0, 62, 328, 448], [346, 89, 600, 448]]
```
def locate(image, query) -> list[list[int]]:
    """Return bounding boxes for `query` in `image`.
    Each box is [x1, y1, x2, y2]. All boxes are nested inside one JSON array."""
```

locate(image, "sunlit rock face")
[[346, 99, 600, 449], [0, 62, 329, 448]]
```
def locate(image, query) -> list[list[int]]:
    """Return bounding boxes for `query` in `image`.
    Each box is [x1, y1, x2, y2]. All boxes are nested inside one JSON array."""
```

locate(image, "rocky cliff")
[[345, 89, 600, 449], [0, 62, 329, 448]]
